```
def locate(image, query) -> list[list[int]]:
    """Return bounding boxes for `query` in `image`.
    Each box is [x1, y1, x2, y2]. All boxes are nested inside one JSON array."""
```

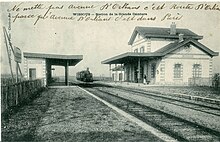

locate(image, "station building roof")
[[128, 26, 203, 45], [155, 39, 219, 57], [102, 39, 219, 64], [23, 52, 83, 66]]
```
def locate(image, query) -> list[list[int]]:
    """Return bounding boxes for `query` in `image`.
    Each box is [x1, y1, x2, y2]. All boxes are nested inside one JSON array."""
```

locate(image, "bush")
[[212, 73, 220, 88]]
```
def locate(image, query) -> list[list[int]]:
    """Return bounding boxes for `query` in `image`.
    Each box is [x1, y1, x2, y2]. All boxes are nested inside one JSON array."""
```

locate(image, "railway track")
[[77, 82, 220, 116], [104, 86, 220, 117], [81, 85, 220, 142]]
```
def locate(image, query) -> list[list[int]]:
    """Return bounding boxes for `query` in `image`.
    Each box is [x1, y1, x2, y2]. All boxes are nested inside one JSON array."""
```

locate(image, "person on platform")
[[143, 74, 147, 85]]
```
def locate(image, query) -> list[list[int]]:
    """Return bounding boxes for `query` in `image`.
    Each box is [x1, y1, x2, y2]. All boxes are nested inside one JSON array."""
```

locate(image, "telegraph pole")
[[3, 27, 23, 80], [3, 27, 14, 79]]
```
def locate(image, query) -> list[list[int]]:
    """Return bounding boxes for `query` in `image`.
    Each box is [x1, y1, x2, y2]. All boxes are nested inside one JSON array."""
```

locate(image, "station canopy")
[[23, 52, 83, 66], [101, 52, 162, 64]]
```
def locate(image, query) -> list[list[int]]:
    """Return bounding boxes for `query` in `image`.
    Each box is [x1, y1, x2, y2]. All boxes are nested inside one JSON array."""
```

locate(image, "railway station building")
[[23, 52, 83, 86], [102, 23, 219, 85]]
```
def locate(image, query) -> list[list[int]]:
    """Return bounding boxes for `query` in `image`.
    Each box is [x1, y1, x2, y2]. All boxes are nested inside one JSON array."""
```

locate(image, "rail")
[[1, 79, 45, 114]]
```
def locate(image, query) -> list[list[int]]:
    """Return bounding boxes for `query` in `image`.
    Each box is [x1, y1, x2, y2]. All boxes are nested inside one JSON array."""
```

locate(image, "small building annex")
[[102, 23, 219, 85], [23, 52, 83, 86], [111, 65, 124, 82]]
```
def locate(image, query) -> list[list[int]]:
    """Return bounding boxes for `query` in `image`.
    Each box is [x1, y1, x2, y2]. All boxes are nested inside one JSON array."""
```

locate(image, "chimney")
[[170, 22, 176, 35], [179, 33, 184, 42]]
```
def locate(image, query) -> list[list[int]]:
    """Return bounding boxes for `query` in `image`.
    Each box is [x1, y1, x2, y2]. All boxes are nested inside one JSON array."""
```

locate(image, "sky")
[[1, 1, 220, 77]]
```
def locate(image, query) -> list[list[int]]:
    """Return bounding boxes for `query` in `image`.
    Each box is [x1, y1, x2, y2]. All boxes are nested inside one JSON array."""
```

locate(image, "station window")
[[134, 49, 138, 53], [140, 46, 145, 53], [138, 33, 141, 39], [174, 64, 183, 78], [119, 73, 123, 81], [192, 64, 202, 78], [151, 63, 156, 78]]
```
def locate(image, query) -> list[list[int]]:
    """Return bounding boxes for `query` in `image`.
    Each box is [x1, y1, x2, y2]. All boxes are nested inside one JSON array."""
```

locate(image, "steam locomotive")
[[76, 68, 93, 82]]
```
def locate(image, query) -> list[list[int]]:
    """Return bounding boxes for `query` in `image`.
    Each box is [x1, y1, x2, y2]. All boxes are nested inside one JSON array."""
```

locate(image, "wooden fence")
[[188, 77, 212, 86], [1, 79, 45, 114], [188, 77, 220, 88], [1, 77, 25, 86]]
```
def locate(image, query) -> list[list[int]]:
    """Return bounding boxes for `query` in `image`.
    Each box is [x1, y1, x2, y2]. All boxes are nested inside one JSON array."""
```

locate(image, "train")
[[76, 68, 93, 82]]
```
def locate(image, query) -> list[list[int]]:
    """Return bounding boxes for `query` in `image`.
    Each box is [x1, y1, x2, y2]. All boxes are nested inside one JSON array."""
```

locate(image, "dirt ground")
[[1, 87, 163, 142]]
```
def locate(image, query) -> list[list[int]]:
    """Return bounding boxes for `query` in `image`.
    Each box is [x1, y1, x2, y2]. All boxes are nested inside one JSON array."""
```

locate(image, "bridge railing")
[[1, 78, 45, 114]]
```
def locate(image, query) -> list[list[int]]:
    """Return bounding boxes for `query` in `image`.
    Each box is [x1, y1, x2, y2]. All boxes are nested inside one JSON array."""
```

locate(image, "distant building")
[[102, 23, 219, 85], [111, 65, 124, 82]]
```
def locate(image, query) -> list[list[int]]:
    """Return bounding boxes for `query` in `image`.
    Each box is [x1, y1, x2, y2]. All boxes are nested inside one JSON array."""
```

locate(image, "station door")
[[29, 68, 36, 80]]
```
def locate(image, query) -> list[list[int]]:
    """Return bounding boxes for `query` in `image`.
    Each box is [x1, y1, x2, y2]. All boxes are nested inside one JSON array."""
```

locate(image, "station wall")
[[161, 45, 212, 85], [112, 71, 124, 82], [24, 58, 46, 86], [131, 36, 173, 53], [124, 43, 213, 85]]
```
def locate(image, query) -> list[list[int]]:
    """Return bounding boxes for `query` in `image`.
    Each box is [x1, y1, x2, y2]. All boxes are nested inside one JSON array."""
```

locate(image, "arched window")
[[192, 64, 202, 78], [174, 64, 183, 78], [140, 46, 145, 53], [134, 49, 138, 53], [119, 73, 123, 81]]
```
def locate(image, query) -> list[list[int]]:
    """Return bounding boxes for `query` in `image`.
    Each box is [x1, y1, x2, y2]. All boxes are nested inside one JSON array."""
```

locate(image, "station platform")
[[2, 86, 164, 142]]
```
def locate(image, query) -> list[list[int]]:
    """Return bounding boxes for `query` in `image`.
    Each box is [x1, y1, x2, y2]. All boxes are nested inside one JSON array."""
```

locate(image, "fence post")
[[1, 86, 4, 113], [6, 86, 8, 110], [8, 85, 13, 107], [16, 83, 18, 105], [13, 84, 16, 106], [22, 81, 25, 102], [18, 83, 22, 104]]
